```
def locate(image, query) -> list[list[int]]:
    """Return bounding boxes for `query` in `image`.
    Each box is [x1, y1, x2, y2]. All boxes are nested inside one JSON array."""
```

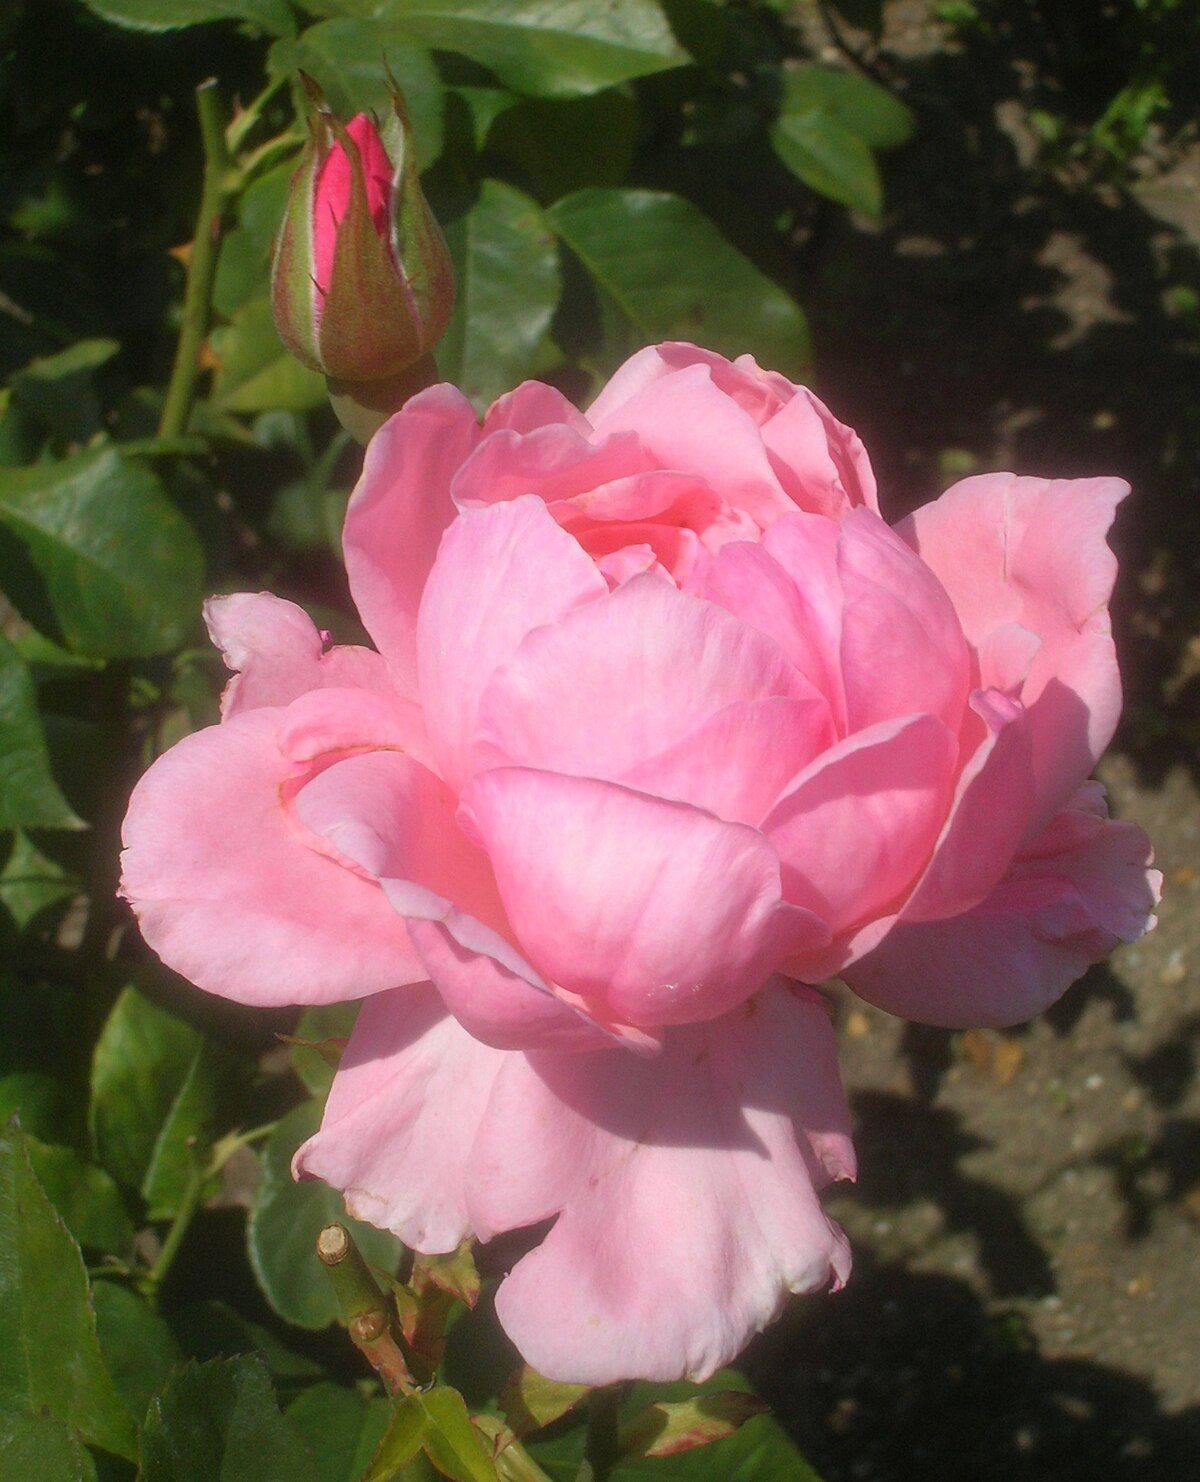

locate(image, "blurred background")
[[1, 3, 1197, 1479]]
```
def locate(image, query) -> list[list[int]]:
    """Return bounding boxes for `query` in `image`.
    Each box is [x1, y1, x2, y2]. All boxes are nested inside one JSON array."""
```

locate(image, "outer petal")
[[836, 509, 970, 735], [763, 713, 957, 935], [343, 383, 481, 694], [417, 495, 607, 789], [897, 474, 1128, 829], [473, 571, 817, 782], [469, 981, 853, 1384], [460, 768, 828, 1025], [205, 593, 393, 718], [451, 423, 649, 507], [294, 987, 506, 1250], [845, 786, 1160, 1026], [759, 386, 879, 517], [587, 363, 795, 528], [119, 707, 424, 1005]]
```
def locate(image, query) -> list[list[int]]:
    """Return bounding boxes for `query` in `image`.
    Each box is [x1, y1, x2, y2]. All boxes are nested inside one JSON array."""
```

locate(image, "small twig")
[[317, 1222, 414, 1396], [158, 79, 238, 439]]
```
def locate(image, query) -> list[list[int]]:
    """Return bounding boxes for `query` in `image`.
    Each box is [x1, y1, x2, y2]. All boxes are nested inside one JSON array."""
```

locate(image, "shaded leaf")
[[0, 632, 83, 830], [268, 24, 444, 166], [82, 0, 295, 35], [210, 297, 328, 414], [618, 1391, 770, 1461], [141, 1036, 244, 1219], [420, 1386, 500, 1482], [0, 1120, 137, 1461], [288, 1000, 359, 1097], [344, 0, 685, 99], [169, 1300, 327, 1386], [780, 65, 914, 151], [0, 1407, 97, 1480], [546, 188, 810, 378], [247, 1101, 402, 1330], [92, 1280, 184, 1422], [139, 1355, 320, 1482], [285, 1383, 393, 1482], [213, 163, 297, 320], [769, 106, 882, 217], [0, 449, 204, 658], [8, 338, 119, 447], [486, 90, 638, 201], [499, 1367, 588, 1441], [23, 1136, 133, 1253], [0, 831, 80, 928], [437, 180, 561, 410]]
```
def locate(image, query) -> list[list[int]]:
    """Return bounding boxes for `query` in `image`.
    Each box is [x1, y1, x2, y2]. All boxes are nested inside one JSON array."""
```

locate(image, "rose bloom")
[[120, 343, 1158, 1383]]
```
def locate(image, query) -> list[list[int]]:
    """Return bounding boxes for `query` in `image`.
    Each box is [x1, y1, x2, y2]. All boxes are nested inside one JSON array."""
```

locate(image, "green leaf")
[[343, 0, 685, 99], [143, 1035, 245, 1218], [528, 1371, 822, 1482], [0, 977, 86, 1144], [486, 90, 638, 201], [210, 297, 328, 414], [0, 1407, 97, 1481], [139, 1355, 320, 1482], [362, 1388, 498, 1482], [618, 1391, 770, 1461], [498, 1367, 588, 1440], [546, 188, 810, 378], [0, 632, 83, 830], [779, 66, 915, 151], [288, 1000, 359, 1097], [0, 831, 80, 928], [168, 1301, 327, 1386], [0, 1120, 137, 1461], [285, 1384, 392, 1482], [769, 106, 882, 217], [82, 0, 295, 35], [268, 25, 444, 167], [0, 449, 204, 658], [23, 1136, 133, 1254], [8, 339, 119, 447], [247, 1101, 402, 1330], [92, 1281, 185, 1422], [88, 985, 205, 1195], [438, 180, 561, 409], [420, 1386, 500, 1482], [214, 163, 297, 320]]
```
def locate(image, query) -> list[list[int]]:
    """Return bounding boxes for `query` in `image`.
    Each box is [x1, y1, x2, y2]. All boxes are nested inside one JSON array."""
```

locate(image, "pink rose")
[[119, 343, 1157, 1383]]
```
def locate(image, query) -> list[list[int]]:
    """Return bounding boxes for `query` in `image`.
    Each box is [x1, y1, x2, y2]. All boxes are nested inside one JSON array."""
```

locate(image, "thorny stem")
[[318, 1222, 414, 1396], [157, 79, 238, 439]]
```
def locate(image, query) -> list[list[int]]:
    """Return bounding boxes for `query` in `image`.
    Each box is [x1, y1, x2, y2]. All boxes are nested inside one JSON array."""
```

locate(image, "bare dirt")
[[741, 5, 1200, 1478]]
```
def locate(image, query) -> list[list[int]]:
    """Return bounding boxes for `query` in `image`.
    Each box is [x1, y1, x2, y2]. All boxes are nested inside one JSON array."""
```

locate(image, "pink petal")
[[763, 713, 957, 935], [619, 696, 835, 826], [416, 496, 607, 789], [586, 342, 795, 429], [294, 987, 506, 1251], [204, 593, 394, 719], [343, 384, 481, 695], [473, 571, 814, 781], [836, 509, 970, 734], [759, 386, 879, 517], [119, 707, 424, 1005], [702, 530, 845, 726], [469, 980, 853, 1383], [845, 787, 1160, 1026], [482, 379, 591, 437], [900, 689, 1035, 923], [897, 474, 1128, 829], [588, 362, 795, 528], [451, 423, 649, 508], [460, 768, 828, 1026]]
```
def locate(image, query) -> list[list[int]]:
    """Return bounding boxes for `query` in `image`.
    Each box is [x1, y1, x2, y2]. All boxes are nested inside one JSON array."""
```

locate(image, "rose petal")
[[343, 383, 481, 693], [763, 712, 957, 934], [460, 768, 828, 1025], [474, 571, 816, 781], [205, 592, 393, 719], [416, 495, 608, 789], [897, 473, 1128, 829], [294, 987, 506, 1250], [845, 786, 1160, 1026], [759, 386, 879, 517], [469, 980, 853, 1383], [119, 707, 424, 1005]]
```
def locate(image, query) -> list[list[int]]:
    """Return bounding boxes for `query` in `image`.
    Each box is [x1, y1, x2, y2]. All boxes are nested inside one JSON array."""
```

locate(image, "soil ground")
[[741, 5, 1200, 1478]]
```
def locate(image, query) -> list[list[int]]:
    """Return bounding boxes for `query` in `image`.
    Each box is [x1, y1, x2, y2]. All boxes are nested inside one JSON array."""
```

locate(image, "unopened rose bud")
[[271, 79, 454, 439]]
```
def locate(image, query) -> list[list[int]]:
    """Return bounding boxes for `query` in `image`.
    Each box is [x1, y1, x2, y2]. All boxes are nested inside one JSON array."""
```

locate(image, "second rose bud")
[[271, 79, 455, 438]]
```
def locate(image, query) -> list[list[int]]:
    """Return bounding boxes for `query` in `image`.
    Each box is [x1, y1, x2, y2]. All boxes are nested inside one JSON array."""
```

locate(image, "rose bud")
[[271, 79, 454, 440]]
